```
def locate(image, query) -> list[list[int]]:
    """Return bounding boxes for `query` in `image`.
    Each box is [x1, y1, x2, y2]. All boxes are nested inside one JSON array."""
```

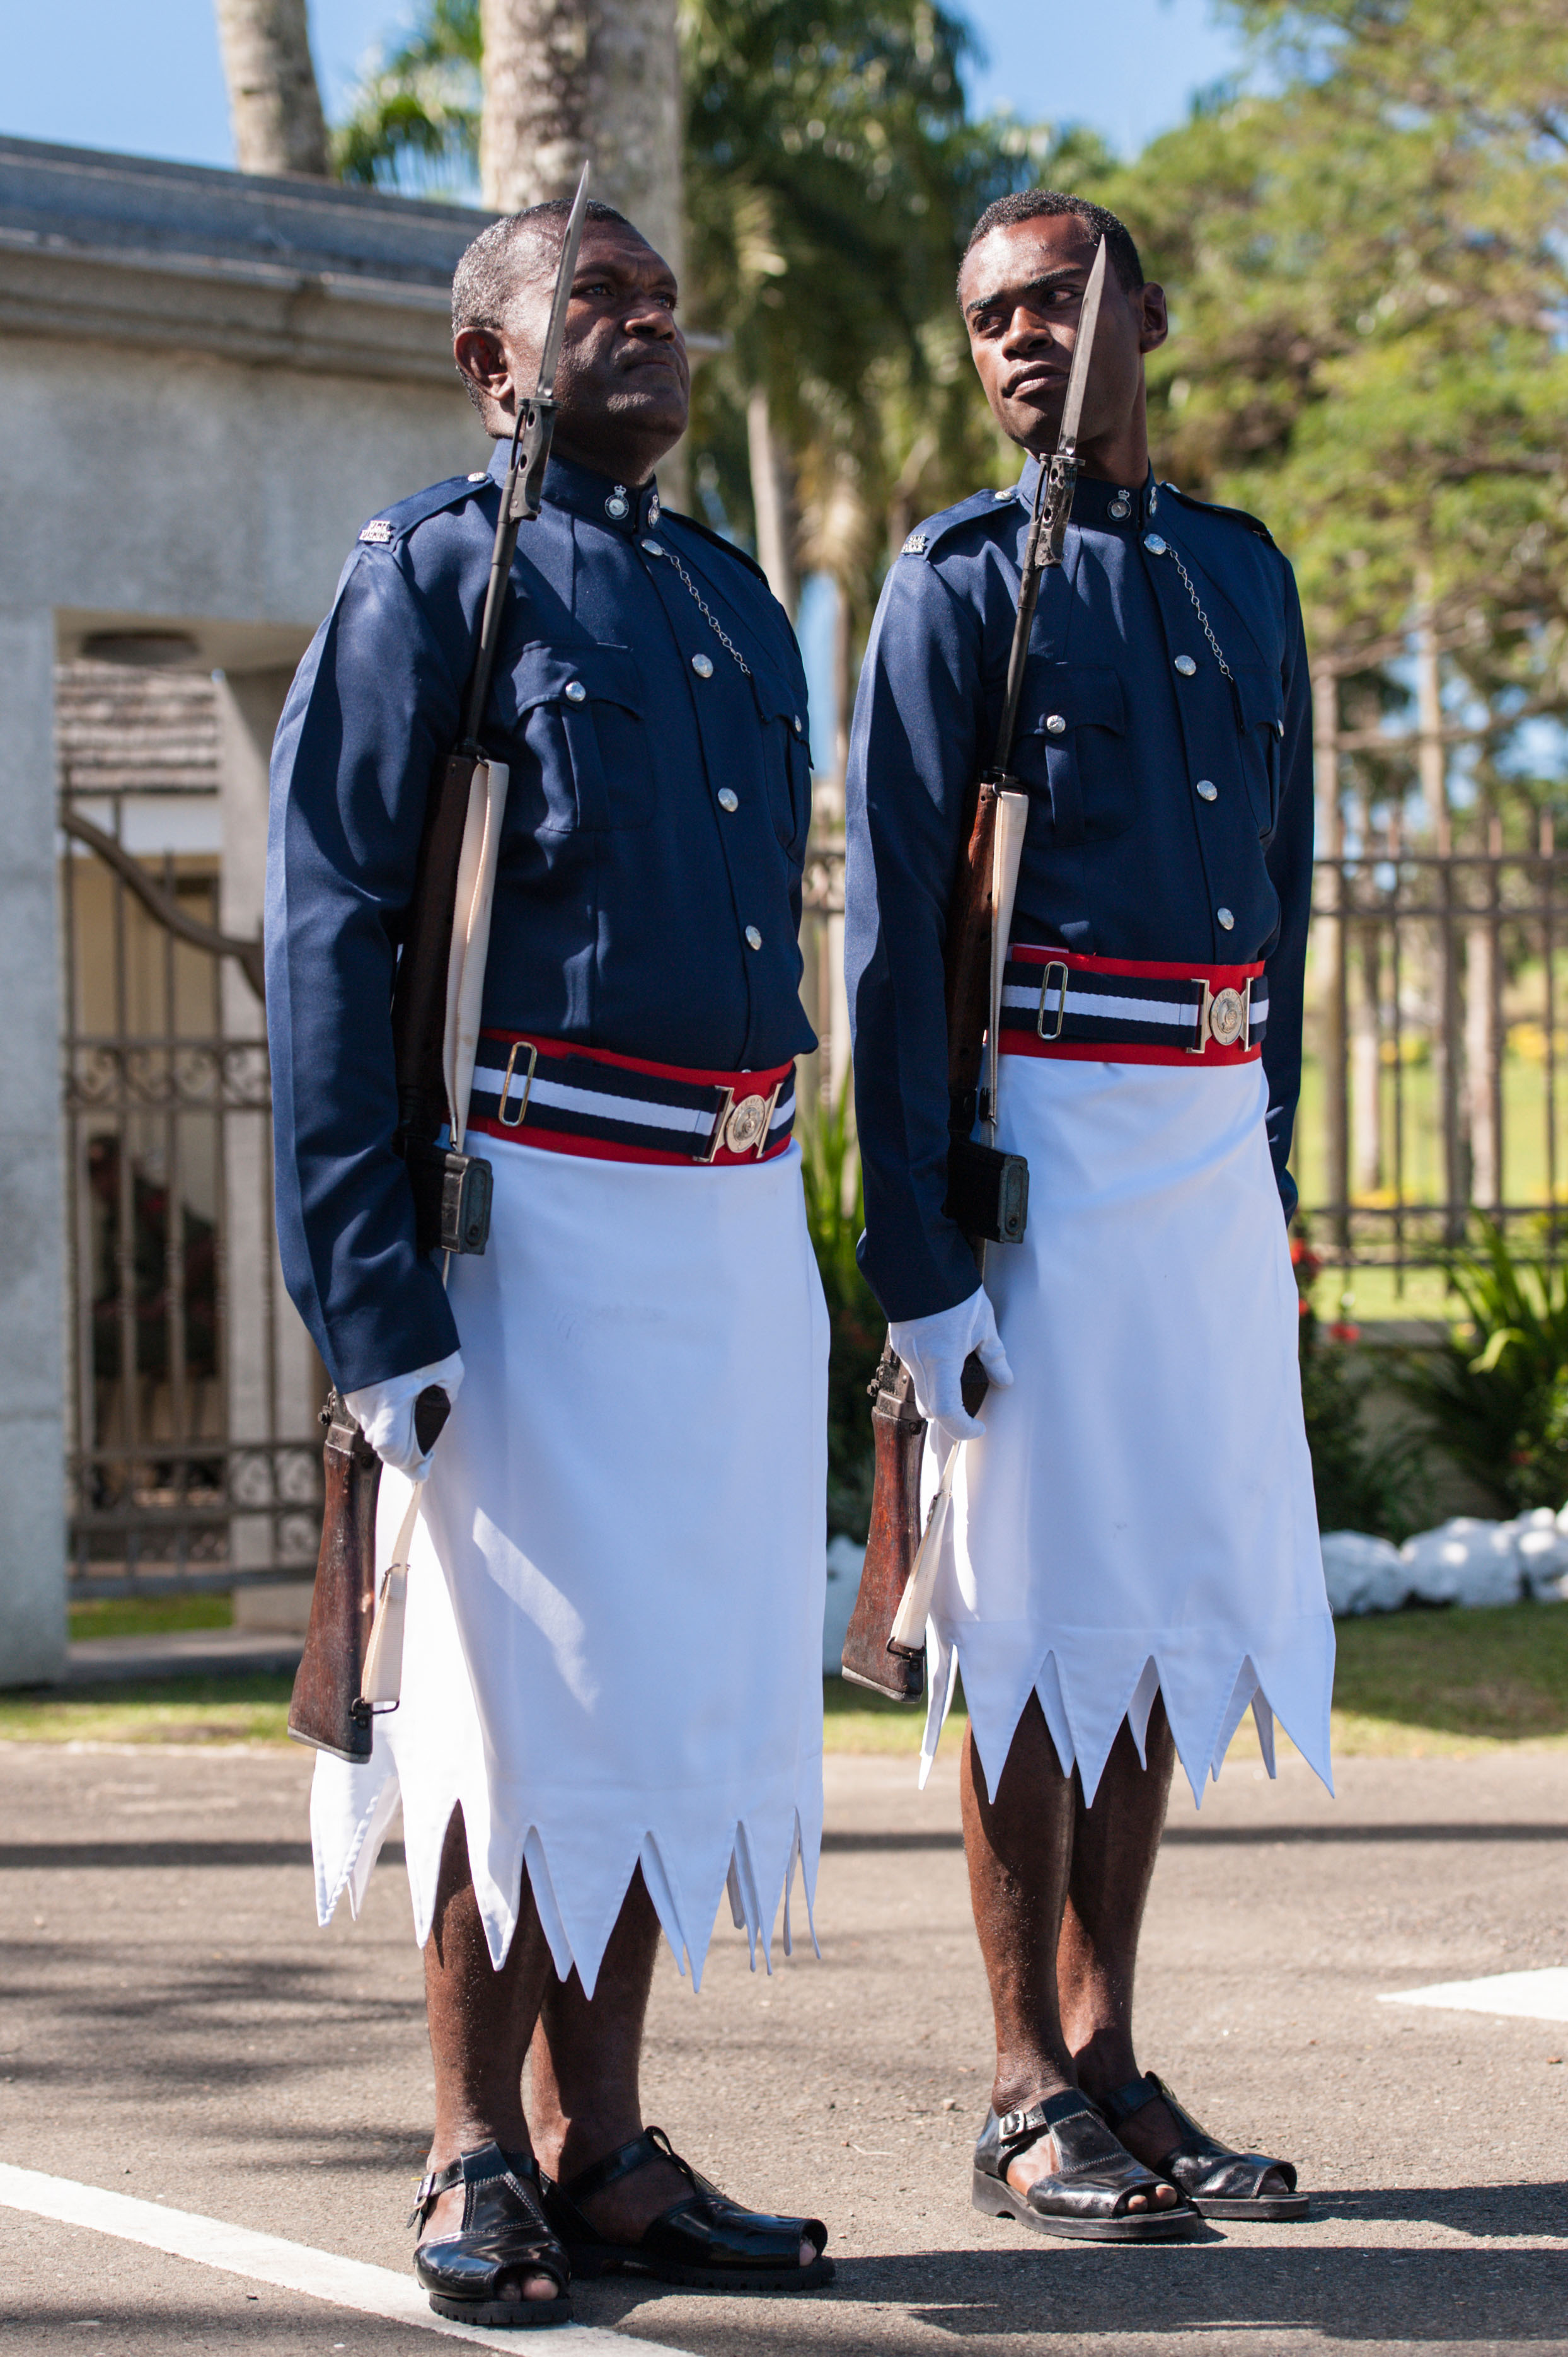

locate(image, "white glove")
[[889, 1287, 1012, 1444], [345, 1350, 465, 1482]]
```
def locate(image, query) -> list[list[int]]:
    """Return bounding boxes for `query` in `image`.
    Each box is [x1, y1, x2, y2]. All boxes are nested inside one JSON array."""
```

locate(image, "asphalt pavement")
[[1, 1734, 1564, 2354]]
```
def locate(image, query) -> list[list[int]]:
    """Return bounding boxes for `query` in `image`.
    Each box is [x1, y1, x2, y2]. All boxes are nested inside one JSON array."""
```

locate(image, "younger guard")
[[846, 189, 1332, 2242]]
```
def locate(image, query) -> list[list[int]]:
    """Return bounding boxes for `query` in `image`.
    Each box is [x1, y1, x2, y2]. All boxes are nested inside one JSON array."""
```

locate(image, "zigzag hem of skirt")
[[918, 1616, 1337, 1807], [310, 1749, 821, 1997]]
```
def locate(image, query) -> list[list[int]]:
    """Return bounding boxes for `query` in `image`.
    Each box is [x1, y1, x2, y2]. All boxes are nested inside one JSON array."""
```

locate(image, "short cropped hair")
[[451, 195, 635, 339], [960, 190, 1144, 299]]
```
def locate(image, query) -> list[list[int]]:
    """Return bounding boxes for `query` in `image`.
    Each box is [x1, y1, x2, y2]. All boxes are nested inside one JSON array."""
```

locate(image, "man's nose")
[[1001, 304, 1060, 357], [625, 299, 677, 340]]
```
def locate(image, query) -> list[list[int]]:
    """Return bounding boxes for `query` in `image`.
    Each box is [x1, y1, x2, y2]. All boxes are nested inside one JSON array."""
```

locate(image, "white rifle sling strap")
[[360, 1483, 420, 1708], [987, 790, 1030, 1147], [442, 760, 512, 1155], [891, 790, 1029, 1660]]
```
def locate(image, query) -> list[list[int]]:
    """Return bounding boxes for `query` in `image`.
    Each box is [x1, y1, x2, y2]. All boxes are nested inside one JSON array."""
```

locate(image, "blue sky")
[[3, 1, 1244, 175]]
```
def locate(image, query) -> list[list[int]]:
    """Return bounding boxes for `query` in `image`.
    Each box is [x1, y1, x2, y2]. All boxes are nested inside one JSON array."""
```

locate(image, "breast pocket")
[[492, 642, 651, 834], [1232, 664, 1284, 841], [1011, 664, 1130, 847], [748, 664, 810, 859]]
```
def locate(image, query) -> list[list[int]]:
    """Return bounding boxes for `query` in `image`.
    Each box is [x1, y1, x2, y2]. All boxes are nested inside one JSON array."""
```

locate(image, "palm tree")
[[214, 0, 331, 177]]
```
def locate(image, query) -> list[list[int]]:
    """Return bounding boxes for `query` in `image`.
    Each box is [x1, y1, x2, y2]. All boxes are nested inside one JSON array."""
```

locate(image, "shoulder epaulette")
[[355, 472, 492, 549], [1160, 482, 1277, 548], [660, 509, 772, 589], [901, 483, 1017, 561]]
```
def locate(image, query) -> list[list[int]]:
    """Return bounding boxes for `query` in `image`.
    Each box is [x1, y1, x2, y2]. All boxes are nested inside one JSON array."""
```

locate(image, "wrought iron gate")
[[59, 662, 321, 1598]]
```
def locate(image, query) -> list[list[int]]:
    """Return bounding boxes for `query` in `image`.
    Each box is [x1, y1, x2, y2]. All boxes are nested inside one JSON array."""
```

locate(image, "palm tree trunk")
[[745, 387, 797, 619], [479, 0, 683, 282], [214, 0, 330, 177]]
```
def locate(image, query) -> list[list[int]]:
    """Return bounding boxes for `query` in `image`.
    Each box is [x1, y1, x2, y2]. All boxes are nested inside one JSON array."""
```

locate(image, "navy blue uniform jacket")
[[845, 461, 1313, 1324], [267, 448, 815, 1392]]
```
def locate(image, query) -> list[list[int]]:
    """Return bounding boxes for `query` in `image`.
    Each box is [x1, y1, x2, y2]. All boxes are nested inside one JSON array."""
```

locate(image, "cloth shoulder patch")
[[901, 531, 928, 557], [358, 519, 395, 545]]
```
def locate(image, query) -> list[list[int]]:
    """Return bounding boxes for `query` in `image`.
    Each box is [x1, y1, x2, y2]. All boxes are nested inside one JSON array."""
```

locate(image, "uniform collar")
[[1012, 455, 1160, 531], [485, 440, 662, 535]]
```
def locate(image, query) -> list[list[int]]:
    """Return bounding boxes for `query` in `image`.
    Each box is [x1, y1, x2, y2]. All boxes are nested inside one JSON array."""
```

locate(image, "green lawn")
[[9, 1602, 1565, 1759]]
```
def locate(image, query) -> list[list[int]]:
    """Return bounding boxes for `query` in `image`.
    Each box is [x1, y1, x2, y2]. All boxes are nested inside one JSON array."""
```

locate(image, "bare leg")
[[1057, 1697, 1184, 2167], [960, 1696, 1178, 2211], [418, 1805, 560, 2300], [527, 1868, 816, 2263]]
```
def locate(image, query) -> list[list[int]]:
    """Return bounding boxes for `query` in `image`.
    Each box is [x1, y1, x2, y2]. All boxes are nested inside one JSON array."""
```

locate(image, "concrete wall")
[[0, 322, 487, 1682], [0, 606, 68, 1681]]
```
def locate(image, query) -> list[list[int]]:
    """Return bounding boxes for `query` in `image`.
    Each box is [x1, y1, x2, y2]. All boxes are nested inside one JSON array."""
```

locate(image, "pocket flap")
[[748, 659, 805, 731], [1023, 664, 1126, 737], [1232, 663, 1284, 736], [497, 640, 644, 724]]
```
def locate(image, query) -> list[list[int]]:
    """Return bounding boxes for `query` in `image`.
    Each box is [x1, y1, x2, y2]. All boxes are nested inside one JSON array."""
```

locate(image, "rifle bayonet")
[[462, 159, 592, 751], [991, 235, 1109, 777]]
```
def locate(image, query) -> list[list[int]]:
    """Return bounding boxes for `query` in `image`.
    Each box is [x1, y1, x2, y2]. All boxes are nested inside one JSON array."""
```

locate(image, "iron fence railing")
[[1301, 836, 1568, 1278]]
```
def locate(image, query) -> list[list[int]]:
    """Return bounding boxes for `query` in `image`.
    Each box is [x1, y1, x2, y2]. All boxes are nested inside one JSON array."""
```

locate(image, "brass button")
[[1217, 906, 1235, 930], [1175, 654, 1197, 676], [718, 789, 739, 812], [1144, 533, 1167, 554], [642, 538, 664, 557], [1196, 779, 1218, 802], [564, 681, 587, 704], [744, 925, 762, 950], [1045, 714, 1066, 735], [691, 653, 715, 679]]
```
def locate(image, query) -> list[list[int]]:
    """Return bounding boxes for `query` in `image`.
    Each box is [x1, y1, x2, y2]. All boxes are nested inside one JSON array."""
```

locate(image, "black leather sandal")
[[972, 2092, 1200, 2243], [1097, 2073, 1308, 2220], [540, 2124, 833, 2291], [410, 2141, 574, 2327]]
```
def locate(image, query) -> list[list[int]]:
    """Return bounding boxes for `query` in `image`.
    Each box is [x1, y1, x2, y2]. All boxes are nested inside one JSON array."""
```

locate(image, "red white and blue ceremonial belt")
[[1001, 944, 1267, 1065], [466, 1032, 796, 1166]]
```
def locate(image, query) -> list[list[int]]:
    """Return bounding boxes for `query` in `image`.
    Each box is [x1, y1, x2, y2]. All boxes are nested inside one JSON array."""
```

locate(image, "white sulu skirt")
[[920, 1053, 1335, 1805], [308, 1133, 829, 1996]]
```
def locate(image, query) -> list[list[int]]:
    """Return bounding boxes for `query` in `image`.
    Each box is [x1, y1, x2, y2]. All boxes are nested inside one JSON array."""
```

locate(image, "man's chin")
[[999, 391, 1063, 447]]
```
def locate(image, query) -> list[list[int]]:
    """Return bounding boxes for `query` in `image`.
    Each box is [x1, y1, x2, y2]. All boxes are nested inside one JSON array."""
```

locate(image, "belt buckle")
[[497, 1040, 538, 1125], [701, 1079, 783, 1162], [1035, 959, 1069, 1042], [1187, 980, 1249, 1055]]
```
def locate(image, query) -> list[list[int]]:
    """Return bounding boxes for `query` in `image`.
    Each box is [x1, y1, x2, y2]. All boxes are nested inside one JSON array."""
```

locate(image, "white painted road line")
[[1380, 1964, 1568, 2022], [0, 2162, 695, 2356]]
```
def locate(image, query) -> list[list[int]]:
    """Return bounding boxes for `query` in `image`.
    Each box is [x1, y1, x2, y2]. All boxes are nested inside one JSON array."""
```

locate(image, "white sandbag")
[[1511, 1508, 1568, 1602], [1399, 1517, 1522, 1608], [824, 1534, 867, 1674], [1319, 1531, 1409, 1616]]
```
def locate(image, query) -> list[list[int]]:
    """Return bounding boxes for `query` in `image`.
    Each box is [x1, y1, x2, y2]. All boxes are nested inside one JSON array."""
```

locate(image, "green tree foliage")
[[798, 1088, 885, 1538], [1397, 1219, 1568, 1512], [1102, 1, 1568, 648], [333, 0, 480, 194]]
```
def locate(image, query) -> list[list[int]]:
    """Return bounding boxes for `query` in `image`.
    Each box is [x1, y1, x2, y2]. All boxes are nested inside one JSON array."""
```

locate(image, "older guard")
[[268, 195, 830, 2324], [845, 189, 1332, 2242]]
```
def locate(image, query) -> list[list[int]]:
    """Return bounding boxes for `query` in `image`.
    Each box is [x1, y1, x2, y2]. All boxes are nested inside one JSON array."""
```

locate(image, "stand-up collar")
[[485, 441, 662, 535], [1012, 455, 1161, 532]]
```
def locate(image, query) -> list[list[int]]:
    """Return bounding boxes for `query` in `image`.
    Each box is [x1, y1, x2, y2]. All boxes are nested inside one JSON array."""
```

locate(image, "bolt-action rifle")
[[840, 237, 1110, 1701], [288, 167, 593, 1762]]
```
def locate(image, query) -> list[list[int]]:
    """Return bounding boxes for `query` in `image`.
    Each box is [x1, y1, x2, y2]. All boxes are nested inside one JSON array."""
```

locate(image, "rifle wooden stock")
[[289, 1395, 381, 1762], [839, 1352, 927, 1699]]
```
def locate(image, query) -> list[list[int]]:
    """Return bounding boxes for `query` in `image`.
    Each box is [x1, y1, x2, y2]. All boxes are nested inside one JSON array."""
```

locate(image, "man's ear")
[[1137, 283, 1170, 356], [454, 325, 512, 418]]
